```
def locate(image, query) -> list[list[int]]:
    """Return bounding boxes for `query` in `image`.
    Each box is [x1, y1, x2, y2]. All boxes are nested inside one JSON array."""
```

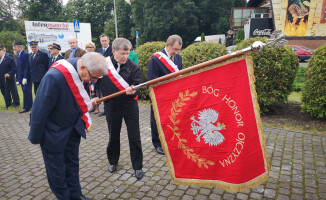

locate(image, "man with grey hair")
[[64, 37, 86, 59], [28, 52, 107, 200], [147, 34, 183, 155], [102, 38, 144, 180]]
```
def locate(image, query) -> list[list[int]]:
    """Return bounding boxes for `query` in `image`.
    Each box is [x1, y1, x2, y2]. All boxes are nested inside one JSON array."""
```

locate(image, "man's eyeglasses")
[[86, 68, 102, 81], [86, 46, 94, 48]]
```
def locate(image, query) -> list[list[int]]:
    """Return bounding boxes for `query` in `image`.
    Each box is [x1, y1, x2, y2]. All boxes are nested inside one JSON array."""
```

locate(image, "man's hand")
[[22, 78, 27, 85], [4, 74, 10, 78], [125, 85, 136, 95], [16, 82, 20, 85], [90, 97, 99, 106]]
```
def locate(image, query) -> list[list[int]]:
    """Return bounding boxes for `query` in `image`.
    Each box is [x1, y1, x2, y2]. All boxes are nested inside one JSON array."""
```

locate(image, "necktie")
[[32, 53, 35, 59], [170, 56, 174, 63], [117, 63, 121, 73]]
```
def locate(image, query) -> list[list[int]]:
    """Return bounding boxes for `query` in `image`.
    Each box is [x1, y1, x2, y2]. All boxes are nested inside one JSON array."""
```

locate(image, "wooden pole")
[[96, 46, 254, 103]]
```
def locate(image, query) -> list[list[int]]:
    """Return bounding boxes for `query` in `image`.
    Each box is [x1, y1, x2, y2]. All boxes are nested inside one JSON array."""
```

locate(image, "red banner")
[[149, 57, 269, 192]]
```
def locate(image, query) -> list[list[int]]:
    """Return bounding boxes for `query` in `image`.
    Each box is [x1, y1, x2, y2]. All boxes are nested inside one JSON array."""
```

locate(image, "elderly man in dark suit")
[[147, 34, 183, 155], [64, 37, 86, 59], [0, 46, 20, 108], [13, 41, 32, 113], [48, 43, 64, 68], [28, 52, 108, 200], [29, 41, 49, 94]]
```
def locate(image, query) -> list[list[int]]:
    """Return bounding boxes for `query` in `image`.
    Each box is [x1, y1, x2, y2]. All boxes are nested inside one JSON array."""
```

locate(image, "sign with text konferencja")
[[24, 21, 92, 53]]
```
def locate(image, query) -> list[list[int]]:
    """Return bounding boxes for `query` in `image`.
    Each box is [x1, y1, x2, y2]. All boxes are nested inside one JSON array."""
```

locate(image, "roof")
[[247, 0, 265, 7]]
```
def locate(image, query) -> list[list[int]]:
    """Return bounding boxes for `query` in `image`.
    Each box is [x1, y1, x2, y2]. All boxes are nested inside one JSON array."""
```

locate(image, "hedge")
[[302, 44, 326, 118], [234, 37, 299, 113]]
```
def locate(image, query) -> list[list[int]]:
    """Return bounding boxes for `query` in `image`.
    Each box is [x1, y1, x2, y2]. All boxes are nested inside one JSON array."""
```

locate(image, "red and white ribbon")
[[152, 52, 179, 73], [106, 57, 138, 100], [51, 60, 92, 132]]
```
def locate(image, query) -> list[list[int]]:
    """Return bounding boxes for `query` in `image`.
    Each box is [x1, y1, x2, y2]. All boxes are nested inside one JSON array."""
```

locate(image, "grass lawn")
[[288, 91, 302, 103], [0, 84, 35, 112]]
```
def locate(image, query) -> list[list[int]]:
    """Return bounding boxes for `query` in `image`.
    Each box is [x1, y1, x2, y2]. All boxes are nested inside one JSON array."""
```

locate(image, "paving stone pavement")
[[0, 103, 325, 200]]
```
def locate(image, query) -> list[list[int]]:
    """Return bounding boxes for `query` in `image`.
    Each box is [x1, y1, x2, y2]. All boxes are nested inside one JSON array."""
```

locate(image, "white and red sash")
[[105, 57, 138, 100], [50, 60, 93, 132], [152, 52, 179, 73]]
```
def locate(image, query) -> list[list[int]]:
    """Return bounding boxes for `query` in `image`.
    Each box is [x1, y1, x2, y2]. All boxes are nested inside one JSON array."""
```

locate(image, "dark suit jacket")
[[97, 45, 112, 58], [48, 54, 64, 68], [16, 50, 31, 83], [64, 47, 86, 59], [147, 48, 182, 81], [28, 58, 86, 152], [0, 54, 16, 87], [30, 50, 49, 82]]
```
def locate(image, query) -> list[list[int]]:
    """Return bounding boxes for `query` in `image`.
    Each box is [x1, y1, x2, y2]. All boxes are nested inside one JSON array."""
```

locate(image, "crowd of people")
[[0, 34, 183, 200]]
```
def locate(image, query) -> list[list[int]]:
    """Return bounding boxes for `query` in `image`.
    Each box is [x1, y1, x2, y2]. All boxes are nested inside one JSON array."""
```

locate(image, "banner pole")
[[97, 31, 287, 103]]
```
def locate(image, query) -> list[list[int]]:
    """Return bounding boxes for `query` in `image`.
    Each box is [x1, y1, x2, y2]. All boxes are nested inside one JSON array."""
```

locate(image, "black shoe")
[[108, 164, 117, 173], [71, 195, 91, 200], [13, 104, 20, 108], [98, 112, 105, 117], [3, 104, 12, 108], [19, 108, 30, 113], [155, 147, 164, 155], [135, 169, 143, 180]]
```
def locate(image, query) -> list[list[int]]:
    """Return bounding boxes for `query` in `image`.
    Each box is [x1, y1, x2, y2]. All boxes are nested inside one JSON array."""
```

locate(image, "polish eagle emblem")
[[190, 108, 226, 146]]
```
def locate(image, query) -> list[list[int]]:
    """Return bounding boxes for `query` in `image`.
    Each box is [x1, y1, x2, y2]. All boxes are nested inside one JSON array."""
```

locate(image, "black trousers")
[[105, 102, 143, 170], [150, 105, 162, 148], [0, 77, 20, 107], [41, 130, 82, 200], [33, 82, 40, 95]]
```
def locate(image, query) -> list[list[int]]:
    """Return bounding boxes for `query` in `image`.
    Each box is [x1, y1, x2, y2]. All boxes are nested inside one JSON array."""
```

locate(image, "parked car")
[[289, 45, 313, 61], [226, 45, 236, 53]]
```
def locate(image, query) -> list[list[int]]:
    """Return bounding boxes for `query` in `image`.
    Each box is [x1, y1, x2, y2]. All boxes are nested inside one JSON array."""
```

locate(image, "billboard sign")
[[249, 18, 274, 38], [24, 21, 92, 53]]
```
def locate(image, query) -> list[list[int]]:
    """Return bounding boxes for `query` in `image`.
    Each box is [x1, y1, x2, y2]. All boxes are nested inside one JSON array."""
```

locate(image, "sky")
[[62, 0, 69, 5]]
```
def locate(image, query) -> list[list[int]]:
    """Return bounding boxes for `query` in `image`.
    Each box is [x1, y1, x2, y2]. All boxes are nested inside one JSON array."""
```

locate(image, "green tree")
[[201, 32, 205, 42], [132, 0, 199, 46], [0, 29, 26, 55], [18, 0, 64, 22], [0, 0, 20, 31], [193, 0, 246, 35], [64, 0, 113, 48], [234, 28, 244, 44], [104, 0, 134, 44]]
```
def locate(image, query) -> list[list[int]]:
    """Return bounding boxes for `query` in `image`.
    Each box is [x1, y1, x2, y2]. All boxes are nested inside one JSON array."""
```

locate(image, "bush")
[[292, 66, 306, 92], [134, 41, 166, 99], [234, 37, 299, 113], [180, 42, 228, 69], [234, 28, 244, 45], [302, 44, 326, 118]]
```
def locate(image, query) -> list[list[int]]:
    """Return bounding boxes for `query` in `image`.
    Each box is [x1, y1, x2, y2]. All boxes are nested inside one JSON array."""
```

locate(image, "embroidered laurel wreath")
[[167, 89, 215, 169]]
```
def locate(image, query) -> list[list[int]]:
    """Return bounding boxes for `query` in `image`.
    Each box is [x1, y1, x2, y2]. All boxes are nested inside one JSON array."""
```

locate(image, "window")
[[321, 0, 326, 23], [230, 7, 269, 29]]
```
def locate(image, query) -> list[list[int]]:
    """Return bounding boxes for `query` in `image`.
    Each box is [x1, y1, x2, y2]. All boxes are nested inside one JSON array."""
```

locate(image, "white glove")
[[16, 82, 20, 85], [22, 78, 27, 85]]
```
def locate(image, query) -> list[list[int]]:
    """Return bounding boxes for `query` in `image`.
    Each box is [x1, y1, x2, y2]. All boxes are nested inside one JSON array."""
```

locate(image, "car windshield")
[[299, 46, 310, 50]]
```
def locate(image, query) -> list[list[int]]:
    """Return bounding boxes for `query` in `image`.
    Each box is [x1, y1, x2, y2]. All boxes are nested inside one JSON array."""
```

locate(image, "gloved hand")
[[16, 82, 20, 85], [22, 78, 27, 85]]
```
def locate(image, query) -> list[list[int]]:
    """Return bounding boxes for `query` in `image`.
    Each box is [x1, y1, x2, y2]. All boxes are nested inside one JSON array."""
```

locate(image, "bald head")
[[68, 37, 78, 49]]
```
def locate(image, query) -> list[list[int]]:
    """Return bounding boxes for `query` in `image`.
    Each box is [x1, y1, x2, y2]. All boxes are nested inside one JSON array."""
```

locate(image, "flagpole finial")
[[266, 30, 288, 48], [251, 41, 265, 53]]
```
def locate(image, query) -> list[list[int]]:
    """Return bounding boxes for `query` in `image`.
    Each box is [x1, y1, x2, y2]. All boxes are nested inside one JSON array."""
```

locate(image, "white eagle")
[[190, 108, 225, 146]]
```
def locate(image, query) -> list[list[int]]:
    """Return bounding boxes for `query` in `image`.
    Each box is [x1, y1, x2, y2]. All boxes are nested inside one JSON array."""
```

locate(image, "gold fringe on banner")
[[149, 56, 269, 193]]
